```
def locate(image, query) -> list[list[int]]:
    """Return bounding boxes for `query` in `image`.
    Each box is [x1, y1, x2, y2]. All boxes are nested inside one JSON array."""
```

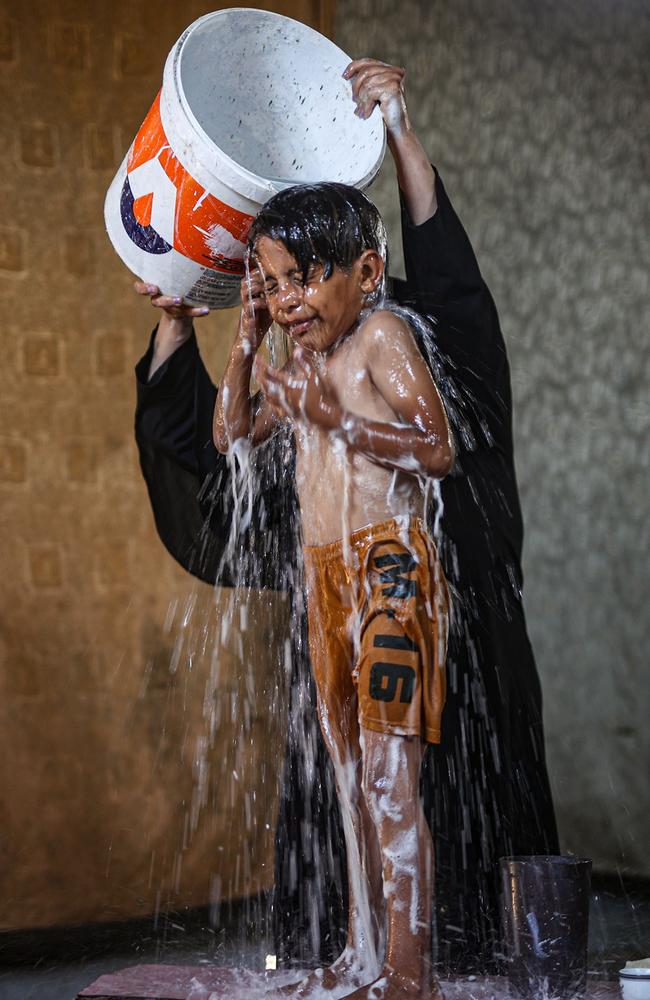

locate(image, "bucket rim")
[[499, 855, 592, 866], [167, 7, 385, 202]]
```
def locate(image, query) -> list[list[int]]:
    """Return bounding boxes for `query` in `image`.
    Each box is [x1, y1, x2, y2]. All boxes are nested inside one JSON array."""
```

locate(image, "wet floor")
[[1, 881, 648, 1000]]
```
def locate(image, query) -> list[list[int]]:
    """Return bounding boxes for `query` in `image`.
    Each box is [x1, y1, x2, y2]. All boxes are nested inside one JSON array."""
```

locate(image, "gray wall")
[[336, 0, 649, 875]]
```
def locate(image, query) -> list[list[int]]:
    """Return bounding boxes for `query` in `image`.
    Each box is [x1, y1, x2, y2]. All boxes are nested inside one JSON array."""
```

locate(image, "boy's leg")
[[343, 728, 443, 1000], [276, 705, 385, 997], [318, 704, 385, 971]]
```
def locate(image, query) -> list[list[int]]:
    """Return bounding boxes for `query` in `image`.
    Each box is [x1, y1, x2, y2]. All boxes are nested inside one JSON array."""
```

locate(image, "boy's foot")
[[271, 950, 376, 998], [339, 970, 445, 999]]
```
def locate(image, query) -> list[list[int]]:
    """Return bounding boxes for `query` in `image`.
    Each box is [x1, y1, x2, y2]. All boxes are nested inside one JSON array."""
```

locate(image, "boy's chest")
[[322, 344, 393, 423]]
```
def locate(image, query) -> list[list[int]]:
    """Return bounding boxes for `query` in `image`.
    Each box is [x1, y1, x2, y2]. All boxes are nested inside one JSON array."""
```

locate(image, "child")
[[213, 183, 453, 1000]]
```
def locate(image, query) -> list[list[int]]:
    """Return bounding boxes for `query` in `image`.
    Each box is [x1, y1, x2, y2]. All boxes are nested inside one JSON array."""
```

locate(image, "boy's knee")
[[360, 742, 382, 802], [360, 732, 400, 821], [360, 729, 423, 824]]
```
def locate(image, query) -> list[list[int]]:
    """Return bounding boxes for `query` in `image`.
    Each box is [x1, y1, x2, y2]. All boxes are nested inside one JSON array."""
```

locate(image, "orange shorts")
[[303, 517, 449, 745]]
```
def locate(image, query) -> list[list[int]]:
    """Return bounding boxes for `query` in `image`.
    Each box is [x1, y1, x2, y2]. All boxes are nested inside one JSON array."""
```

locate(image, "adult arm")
[[134, 284, 295, 589], [344, 59, 436, 226], [346, 60, 499, 358], [133, 280, 210, 379], [135, 320, 231, 585], [346, 59, 523, 573]]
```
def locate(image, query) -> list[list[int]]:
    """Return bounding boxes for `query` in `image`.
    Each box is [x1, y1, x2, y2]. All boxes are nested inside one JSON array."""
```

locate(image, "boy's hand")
[[238, 267, 272, 353], [254, 350, 342, 430], [343, 58, 409, 137]]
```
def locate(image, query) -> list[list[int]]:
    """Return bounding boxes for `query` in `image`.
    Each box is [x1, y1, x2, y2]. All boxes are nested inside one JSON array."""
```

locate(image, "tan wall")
[[0, 0, 332, 931]]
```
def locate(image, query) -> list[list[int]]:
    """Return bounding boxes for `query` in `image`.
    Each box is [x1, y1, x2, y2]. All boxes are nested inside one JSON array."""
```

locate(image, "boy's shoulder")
[[356, 307, 417, 353]]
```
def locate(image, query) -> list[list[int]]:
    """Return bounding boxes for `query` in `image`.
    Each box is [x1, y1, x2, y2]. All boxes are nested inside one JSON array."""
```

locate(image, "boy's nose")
[[276, 281, 302, 311]]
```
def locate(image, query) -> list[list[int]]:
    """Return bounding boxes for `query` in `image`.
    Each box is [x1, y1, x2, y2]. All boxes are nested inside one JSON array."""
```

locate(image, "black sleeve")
[[394, 168, 503, 372], [392, 169, 514, 455], [134, 328, 298, 590], [134, 328, 232, 584]]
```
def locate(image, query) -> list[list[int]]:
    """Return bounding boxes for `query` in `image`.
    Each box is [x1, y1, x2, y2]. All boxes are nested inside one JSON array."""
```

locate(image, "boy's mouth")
[[288, 318, 315, 337]]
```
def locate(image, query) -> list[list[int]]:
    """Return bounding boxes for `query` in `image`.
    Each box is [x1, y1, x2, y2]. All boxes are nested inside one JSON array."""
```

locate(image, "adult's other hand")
[[134, 281, 209, 380]]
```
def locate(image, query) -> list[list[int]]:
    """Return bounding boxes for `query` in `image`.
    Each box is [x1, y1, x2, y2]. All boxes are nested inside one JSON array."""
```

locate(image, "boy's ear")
[[358, 249, 385, 294]]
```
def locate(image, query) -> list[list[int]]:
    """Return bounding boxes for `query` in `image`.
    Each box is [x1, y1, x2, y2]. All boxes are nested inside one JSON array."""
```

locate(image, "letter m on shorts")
[[374, 552, 418, 598]]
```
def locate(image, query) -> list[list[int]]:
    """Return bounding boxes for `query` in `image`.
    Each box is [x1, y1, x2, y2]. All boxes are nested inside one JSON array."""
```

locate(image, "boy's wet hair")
[[247, 182, 388, 285]]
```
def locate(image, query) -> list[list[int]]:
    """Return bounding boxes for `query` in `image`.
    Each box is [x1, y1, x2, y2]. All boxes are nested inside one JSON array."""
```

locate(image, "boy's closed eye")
[[262, 264, 323, 298]]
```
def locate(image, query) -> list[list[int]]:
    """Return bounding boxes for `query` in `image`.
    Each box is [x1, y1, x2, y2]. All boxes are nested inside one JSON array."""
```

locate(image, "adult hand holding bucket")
[[133, 281, 209, 379], [105, 9, 386, 310]]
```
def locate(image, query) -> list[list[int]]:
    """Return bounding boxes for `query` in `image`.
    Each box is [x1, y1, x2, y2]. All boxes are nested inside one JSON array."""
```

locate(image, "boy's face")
[[253, 236, 381, 354]]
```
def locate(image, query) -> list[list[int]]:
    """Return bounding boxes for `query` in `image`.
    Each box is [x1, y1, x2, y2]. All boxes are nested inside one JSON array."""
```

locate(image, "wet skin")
[[247, 237, 454, 546]]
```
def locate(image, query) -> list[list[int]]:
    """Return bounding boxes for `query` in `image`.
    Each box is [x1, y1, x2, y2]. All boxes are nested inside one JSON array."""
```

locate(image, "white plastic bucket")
[[104, 8, 386, 309], [620, 968, 650, 1000]]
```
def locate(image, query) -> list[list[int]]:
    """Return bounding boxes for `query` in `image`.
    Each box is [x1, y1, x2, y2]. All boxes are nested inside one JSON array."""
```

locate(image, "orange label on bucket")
[[123, 92, 253, 274]]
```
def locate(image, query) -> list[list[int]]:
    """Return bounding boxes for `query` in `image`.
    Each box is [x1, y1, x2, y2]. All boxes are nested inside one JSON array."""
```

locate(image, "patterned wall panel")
[[336, 0, 650, 874]]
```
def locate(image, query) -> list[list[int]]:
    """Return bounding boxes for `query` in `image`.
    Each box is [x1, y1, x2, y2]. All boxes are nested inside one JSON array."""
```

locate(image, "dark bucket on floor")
[[500, 855, 592, 999]]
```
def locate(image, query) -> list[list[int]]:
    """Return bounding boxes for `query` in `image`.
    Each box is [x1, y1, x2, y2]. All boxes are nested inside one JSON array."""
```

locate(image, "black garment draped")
[[134, 171, 559, 972]]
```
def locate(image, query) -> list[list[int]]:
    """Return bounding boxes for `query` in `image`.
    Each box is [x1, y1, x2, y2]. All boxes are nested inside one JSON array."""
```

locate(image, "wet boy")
[[214, 177, 453, 1000]]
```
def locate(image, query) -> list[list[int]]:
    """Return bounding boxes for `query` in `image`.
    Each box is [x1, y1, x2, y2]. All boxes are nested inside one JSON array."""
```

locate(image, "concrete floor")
[[1, 887, 649, 1000]]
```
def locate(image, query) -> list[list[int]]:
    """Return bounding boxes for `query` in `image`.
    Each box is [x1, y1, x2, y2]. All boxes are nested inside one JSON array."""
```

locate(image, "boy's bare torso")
[[293, 316, 424, 547]]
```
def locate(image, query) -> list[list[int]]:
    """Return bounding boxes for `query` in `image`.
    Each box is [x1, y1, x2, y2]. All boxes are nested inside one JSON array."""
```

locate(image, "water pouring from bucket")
[[104, 8, 386, 309]]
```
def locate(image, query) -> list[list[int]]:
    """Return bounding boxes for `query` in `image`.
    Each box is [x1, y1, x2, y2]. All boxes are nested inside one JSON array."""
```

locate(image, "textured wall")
[[0, 0, 330, 931], [336, 0, 650, 874]]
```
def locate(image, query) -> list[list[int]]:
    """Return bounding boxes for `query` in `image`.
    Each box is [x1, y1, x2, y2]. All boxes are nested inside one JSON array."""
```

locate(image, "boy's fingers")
[[260, 369, 300, 413], [266, 396, 288, 421], [293, 350, 312, 376], [256, 361, 287, 394], [263, 366, 289, 389], [264, 380, 292, 414], [248, 271, 265, 290]]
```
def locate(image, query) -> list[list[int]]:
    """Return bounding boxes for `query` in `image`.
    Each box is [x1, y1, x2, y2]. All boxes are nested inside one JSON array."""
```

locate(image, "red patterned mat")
[[77, 965, 620, 999]]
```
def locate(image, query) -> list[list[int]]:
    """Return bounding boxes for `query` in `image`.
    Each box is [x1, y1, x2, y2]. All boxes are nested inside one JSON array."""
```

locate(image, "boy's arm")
[[352, 312, 455, 477], [213, 273, 280, 453], [256, 313, 454, 480]]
